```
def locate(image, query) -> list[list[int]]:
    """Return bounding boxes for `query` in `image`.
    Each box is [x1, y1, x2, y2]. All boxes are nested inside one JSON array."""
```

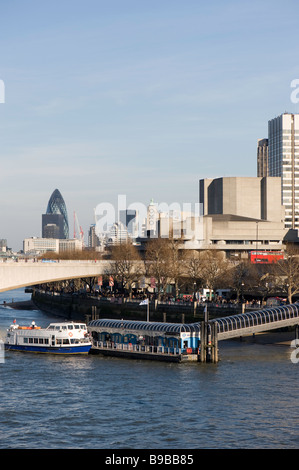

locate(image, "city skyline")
[[1, 1, 299, 250]]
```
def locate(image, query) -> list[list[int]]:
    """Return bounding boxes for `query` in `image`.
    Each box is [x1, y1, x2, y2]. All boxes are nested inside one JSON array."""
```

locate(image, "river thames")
[[0, 289, 298, 450]]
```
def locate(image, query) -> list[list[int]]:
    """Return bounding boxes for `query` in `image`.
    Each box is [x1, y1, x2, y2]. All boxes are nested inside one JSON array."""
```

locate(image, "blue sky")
[[1, 0, 299, 250]]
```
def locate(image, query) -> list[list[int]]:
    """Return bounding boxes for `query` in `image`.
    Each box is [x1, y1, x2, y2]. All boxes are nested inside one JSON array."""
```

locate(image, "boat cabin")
[[88, 319, 201, 353]]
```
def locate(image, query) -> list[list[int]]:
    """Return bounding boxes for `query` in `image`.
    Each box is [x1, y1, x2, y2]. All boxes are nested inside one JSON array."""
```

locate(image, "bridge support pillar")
[[91, 305, 99, 320], [211, 322, 219, 363], [200, 321, 219, 364], [200, 321, 207, 363]]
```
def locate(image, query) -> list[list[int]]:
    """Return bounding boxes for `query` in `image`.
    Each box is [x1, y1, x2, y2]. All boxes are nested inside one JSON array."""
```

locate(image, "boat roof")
[[47, 321, 87, 326], [88, 318, 201, 334]]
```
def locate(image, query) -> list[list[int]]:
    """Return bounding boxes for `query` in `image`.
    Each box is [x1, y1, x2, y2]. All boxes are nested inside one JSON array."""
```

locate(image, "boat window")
[[68, 325, 73, 330], [80, 325, 86, 329], [56, 339, 62, 345], [44, 339, 49, 345], [39, 338, 43, 344], [61, 326, 67, 330], [34, 338, 38, 344], [24, 338, 28, 344], [55, 326, 60, 330], [29, 338, 33, 343], [74, 325, 80, 329], [63, 339, 70, 344]]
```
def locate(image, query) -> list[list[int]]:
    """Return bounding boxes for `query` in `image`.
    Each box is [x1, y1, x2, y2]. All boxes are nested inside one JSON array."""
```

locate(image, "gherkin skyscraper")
[[42, 189, 69, 239]]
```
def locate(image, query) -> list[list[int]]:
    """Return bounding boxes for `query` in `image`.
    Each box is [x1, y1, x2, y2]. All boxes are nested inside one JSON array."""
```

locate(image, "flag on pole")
[[139, 299, 149, 306]]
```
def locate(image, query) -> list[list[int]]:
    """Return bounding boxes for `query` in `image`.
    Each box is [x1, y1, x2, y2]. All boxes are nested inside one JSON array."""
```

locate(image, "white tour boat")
[[5, 320, 92, 354]]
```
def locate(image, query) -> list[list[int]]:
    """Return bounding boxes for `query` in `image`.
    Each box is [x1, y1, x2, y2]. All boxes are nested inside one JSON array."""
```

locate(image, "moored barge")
[[88, 318, 201, 362]]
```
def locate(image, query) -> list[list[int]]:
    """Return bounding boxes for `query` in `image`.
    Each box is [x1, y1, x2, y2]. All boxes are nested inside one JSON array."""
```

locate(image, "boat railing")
[[92, 340, 181, 356]]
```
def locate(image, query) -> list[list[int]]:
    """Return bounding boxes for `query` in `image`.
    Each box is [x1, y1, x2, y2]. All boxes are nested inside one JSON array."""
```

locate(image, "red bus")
[[250, 251, 284, 264]]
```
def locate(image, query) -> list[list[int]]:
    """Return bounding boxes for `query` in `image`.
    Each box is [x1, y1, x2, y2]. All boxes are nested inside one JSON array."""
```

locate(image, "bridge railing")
[[212, 303, 299, 336], [92, 340, 182, 357], [0, 258, 104, 264]]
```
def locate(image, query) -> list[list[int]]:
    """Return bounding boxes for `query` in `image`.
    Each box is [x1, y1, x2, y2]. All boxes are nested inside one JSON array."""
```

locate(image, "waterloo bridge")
[[0, 259, 109, 293]]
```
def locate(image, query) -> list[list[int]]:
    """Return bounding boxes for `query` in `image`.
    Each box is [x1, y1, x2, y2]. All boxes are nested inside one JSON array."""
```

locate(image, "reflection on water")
[[0, 289, 298, 449]]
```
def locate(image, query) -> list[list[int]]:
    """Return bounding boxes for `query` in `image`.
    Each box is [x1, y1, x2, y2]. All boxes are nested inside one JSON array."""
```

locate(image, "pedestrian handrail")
[[211, 302, 299, 339], [92, 340, 181, 356]]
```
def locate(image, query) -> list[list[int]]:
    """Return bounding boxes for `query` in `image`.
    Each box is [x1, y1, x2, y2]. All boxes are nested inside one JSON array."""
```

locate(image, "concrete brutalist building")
[[198, 176, 286, 259]]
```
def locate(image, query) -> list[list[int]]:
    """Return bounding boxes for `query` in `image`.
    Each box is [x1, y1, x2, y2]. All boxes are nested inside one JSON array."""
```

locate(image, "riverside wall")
[[31, 290, 243, 324]]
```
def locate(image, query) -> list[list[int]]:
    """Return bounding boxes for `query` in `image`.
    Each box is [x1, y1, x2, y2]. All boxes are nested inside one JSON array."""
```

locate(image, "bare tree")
[[227, 261, 253, 302], [249, 264, 278, 302], [145, 238, 173, 300], [108, 242, 144, 298], [167, 237, 185, 298], [199, 250, 229, 300], [274, 243, 299, 303], [81, 276, 98, 293], [182, 250, 204, 295]]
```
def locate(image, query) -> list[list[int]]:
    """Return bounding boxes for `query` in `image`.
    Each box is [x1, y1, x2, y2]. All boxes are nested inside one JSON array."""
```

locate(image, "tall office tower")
[[0, 239, 7, 252], [42, 189, 69, 239], [257, 138, 268, 177], [119, 209, 137, 236], [268, 113, 299, 229], [88, 224, 100, 249]]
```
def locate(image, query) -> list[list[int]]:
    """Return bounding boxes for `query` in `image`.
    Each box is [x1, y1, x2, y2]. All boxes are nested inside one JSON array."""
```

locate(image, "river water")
[[0, 289, 298, 450]]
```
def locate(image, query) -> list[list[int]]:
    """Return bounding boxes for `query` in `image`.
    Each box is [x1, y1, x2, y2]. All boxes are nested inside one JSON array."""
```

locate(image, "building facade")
[[119, 209, 137, 236], [198, 177, 286, 259], [268, 113, 299, 230], [42, 189, 69, 239], [0, 239, 7, 253], [23, 238, 83, 255], [257, 138, 268, 177], [23, 238, 60, 255], [42, 213, 65, 239], [88, 224, 101, 249]]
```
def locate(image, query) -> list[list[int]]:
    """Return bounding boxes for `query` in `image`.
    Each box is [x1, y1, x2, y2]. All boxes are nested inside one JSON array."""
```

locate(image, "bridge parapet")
[[0, 260, 110, 292]]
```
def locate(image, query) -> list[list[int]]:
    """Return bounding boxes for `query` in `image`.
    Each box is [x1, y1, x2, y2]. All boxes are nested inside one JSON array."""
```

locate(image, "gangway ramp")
[[212, 303, 299, 341]]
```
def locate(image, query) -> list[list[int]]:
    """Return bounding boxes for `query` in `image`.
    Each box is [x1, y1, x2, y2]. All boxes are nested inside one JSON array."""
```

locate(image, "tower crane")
[[73, 211, 84, 246]]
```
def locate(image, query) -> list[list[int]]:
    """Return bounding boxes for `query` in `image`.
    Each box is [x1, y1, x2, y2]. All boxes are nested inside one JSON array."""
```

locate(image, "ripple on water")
[[0, 293, 298, 449]]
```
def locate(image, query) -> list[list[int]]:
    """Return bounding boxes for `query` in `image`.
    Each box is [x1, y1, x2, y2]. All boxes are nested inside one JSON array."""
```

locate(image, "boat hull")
[[5, 344, 91, 354]]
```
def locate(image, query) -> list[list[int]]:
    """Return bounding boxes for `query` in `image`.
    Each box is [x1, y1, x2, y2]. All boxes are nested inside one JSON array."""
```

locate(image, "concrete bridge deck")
[[0, 259, 109, 293]]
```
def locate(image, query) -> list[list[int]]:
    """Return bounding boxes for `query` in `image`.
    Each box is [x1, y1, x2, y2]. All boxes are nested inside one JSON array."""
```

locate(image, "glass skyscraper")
[[42, 189, 69, 239], [268, 113, 299, 230]]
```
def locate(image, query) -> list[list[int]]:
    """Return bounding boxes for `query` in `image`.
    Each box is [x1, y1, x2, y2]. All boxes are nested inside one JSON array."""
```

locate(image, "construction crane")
[[73, 211, 84, 245]]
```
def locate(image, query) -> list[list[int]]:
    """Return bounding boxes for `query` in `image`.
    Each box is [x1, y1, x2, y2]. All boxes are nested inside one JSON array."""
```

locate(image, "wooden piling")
[[91, 305, 98, 320], [211, 322, 219, 363], [200, 321, 219, 364], [200, 321, 206, 363]]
